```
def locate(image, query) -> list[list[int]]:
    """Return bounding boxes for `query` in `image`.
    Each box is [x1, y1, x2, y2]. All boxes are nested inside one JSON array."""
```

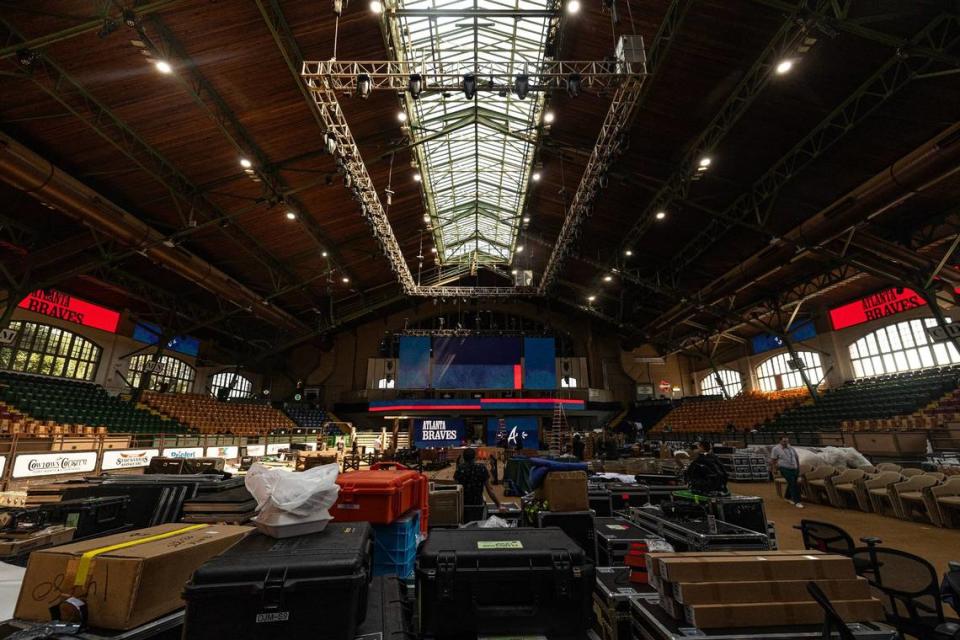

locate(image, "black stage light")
[[324, 131, 337, 155], [514, 74, 529, 99], [408, 73, 423, 98], [357, 73, 371, 98], [463, 73, 477, 100], [567, 73, 581, 98], [123, 9, 139, 27]]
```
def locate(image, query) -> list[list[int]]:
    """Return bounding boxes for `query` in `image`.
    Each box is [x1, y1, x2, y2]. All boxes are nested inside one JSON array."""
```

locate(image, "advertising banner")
[[18, 289, 120, 333], [162, 447, 204, 459], [830, 287, 927, 330], [246, 444, 266, 456], [486, 416, 539, 449], [102, 449, 160, 470], [266, 443, 288, 455], [205, 446, 240, 459], [413, 418, 466, 448], [13, 451, 98, 478]]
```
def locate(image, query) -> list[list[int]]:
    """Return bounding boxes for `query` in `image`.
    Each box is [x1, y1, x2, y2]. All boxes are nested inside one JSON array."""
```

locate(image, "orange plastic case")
[[334, 464, 429, 534]]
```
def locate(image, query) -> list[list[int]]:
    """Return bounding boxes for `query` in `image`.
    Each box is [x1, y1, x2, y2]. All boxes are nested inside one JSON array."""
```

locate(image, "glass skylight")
[[389, 0, 552, 264]]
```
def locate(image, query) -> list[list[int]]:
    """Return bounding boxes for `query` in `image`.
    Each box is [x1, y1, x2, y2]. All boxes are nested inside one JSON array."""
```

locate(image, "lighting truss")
[[538, 68, 647, 293]]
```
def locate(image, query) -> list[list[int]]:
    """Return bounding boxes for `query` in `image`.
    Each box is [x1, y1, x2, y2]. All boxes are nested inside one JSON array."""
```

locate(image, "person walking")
[[770, 433, 803, 508]]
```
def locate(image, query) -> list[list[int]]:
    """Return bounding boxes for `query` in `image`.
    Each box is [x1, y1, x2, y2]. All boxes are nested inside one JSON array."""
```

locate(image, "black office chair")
[[806, 582, 857, 640], [853, 546, 960, 639], [794, 520, 881, 574]]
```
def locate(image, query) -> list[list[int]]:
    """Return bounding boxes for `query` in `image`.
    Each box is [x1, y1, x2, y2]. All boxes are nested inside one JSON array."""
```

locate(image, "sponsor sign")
[[13, 451, 97, 478], [246, 444, 266, 456], [163, 447, 203, 459], [18, 288, 120, 333], [413, 418, 466, 448], [0, 328, 17, 346], [102, 449, 160, 470], [205, 446, 239, 459], [829, 287, 933, 331], [266, 443, 288, 455], [927, 323, 960, 343]]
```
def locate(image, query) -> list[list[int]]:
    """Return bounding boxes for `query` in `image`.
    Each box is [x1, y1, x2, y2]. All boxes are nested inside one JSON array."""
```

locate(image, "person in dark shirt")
[[454, 448, 501, 521], [685, 440, 729, 495], [572, 434, 585, 461]]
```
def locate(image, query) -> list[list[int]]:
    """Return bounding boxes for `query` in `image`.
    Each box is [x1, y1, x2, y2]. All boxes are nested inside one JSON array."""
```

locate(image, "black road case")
[[629, 593, 899, 640], [537, 510, 597, 562], [354, 576, 410, 640], [416, 527, 594, 639], [607, 482, 686, 511], [673, 493, 769, 534], [595, 516, 659, 566], [589, 488, 613, 517], [627, 507, 771, 552], [41, 496, 130, 540], [594, 566, 652, 640], [183, 523, 373, 640]]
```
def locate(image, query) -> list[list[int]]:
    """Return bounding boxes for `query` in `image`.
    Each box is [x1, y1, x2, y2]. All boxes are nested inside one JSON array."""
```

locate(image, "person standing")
[[572, 433, 585, 461], [454, 448, 501, 522], [770, 433, 803, 508]]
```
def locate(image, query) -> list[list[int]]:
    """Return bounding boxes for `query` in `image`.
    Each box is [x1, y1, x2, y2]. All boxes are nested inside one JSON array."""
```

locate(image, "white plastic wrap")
[[245, 462, 341, 538]]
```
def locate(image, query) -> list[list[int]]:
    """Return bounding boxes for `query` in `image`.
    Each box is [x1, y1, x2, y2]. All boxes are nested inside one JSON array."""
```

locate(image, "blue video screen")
[[132, 321, 200, 357], [486, 416, 539, 449], [398, 336, 431, 389], [523, 337, 557, 389], [431, 337, 521, 389]]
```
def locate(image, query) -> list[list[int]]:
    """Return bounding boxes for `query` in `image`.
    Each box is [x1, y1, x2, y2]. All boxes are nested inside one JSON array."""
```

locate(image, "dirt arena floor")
[[430, 464, 960, 573]]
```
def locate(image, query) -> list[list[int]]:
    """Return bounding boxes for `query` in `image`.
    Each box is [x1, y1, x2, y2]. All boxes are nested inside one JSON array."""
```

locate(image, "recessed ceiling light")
[[625, 249, 633, 256], [342, 276, 350, 283], [285, 211, 297, 220], [369, 0, 383, 13], [775, 59, 794, 75], [532, 172, 541, 182], [413, 173, 421, 182], [397, 111, 407, 123], [655, 211, 666, 220], [239, 158, 252, 169], [698, 157, 711, 168], [566, 0, 581, 14], [603, 275, 612, 282], [543, 111, 555, 124], [154, 60, 172, 74]]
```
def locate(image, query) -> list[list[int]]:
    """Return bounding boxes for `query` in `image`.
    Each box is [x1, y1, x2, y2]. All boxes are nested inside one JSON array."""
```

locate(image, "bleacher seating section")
[[141, 391, 296, 435], [283, 404, 327, 430], [650, 389, 809, 433], [627, 399, 678, 432], [0, 371, 188, 434], [772, 367, 960, 432]]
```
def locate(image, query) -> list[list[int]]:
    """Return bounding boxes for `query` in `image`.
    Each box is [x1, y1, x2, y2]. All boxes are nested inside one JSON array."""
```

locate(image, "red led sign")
[[828, 286, 960, 331], [18, 289, 120, 333]]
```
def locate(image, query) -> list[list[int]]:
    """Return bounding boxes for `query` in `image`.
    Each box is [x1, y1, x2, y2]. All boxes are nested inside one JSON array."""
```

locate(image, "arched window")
[[0, 321, 101, 381], [756, 351, 823, 392], [377, 377, 395, 389], [849, 317, 960, 378], [128, 354, 196, 393], [209, 372, 253, 399], [699, 369, 743, 396], [560, 376, 578, 388]]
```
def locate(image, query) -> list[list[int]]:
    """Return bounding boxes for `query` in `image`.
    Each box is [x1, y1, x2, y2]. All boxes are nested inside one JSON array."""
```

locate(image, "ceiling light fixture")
[[324, 131, 337, 155], [285, 211, 297, 220], [655, 210, 666, 220], [522, 216, 530, 224], [369, 0, 383, 13], [698, 156, 711, 168], [408, 74, 423, 98], [357, 74, 371, 98], [413, 173, 422, 182], [775, 59, 794, 74], [543, 111, 555, 124], [397, 111, 407, 123], [603, 275, 613, 282], [587, 295, 596, 302], [532, 172, 541, 182], [516, 245, 524, 253], [322, 251, 328, 257], [423, 214, 430, 223], [430, 247, 437, 253], [512, 269, 518, 275], [154, 60, 172, 74], [514, 74, 529, 100], [342, 276, 350, 284], [567, 0, 581, 14], [239, 158, 252, 169], [625, 249, 633, 256]]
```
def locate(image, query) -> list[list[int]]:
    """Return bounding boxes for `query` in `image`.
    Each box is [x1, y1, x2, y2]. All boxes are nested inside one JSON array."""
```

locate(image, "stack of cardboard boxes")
[[646, 550, 885, 629]]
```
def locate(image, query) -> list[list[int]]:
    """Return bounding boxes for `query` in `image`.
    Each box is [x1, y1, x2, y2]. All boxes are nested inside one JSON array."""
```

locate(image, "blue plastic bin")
[[372, 508, 420, 577]]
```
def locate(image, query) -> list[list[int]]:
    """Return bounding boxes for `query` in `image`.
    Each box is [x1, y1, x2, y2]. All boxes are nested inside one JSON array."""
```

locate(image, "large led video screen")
[[397, 336, 431, 389], [432, 337, 521, 389], [486, 416, 539, 449], [523, 337, 557, 389]]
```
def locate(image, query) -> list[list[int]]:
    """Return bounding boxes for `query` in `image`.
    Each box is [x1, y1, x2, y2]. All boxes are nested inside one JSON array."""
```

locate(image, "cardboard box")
[[685, 599, 885, 629], [673, 577, 872, 605], [429, 483, 463, 526], [659, 554, 855, 583], [16, 523, 250, 630], [646, 550, 826, 578], [541, 471, 589, 512]]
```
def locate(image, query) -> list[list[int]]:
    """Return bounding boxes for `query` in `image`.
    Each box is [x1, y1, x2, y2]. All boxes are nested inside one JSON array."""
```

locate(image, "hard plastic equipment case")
[[628, 506, 771, 552], [334, 463, 428, 533], [594, 566, 652, 640], [537, 510, 597, 562], [183, 523, 373, 640], [354, 576, 411, 640], [416, 527, 594, 639], [595, 516, 659, 566]]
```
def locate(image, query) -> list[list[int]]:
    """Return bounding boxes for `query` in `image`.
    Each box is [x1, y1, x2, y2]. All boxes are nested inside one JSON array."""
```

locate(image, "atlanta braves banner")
[[414, 418, 466, 448]]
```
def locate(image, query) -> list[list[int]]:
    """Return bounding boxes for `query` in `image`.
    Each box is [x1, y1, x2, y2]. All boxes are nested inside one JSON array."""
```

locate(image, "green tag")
[[477, 540, 523, 550], [66, 513, 79, 528]]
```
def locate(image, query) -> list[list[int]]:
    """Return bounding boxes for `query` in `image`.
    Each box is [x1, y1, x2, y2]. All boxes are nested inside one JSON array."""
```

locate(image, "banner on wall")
[[486, 417, 539, 449], [163, 447, 204, 459], [102, 449, 160, 470], [18, 289, 120, 333], [13, 451, 97, 478], [827, 286, 960, 331], [205, 446, 239, 459], [413, 418, 466, 448]]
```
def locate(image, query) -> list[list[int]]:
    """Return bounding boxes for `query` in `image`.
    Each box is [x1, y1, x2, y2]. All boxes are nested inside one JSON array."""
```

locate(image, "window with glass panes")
[[699, 369, 743, 396], [0, 321, 101, 381], [209, 372, 253, 398], [756, 351, 823, 392], [128, 354, 196, 393], [848, 317, 960, 378]]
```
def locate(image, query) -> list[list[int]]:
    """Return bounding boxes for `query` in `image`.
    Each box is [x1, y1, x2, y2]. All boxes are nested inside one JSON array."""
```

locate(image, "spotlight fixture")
[[514, 74, 529, 99], [122, 9, 139, 28], [603, 275, 613, 282], [698, 156, 711, 168], [463, 73, 477, 100], [324, 131, 337, 155], [532, 172, 541, 182], [357, 74, 371, 98], [413, 173, 422, 182], [655, 210, 666, 220], [397, 111, 407, 123], [566, 73, 581, 98], [16, 48, 37, 67], [587, 295, 596, 302], [408, 73, 423, 98], [240, 158, 252, 169], [624, 249, 633, 256], [775, 59, 794, 74], [369, 0, 383, 13], [567, 0, 581, 13], [342, 276, 350, 284], [154, 60, 172, 74], [543, 111, 555, 124]]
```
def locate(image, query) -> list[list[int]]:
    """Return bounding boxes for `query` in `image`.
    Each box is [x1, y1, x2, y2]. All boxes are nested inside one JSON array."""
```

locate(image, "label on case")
[[255, 612, 290, 624], [605, 524, 627, 530], [477, 540, 523, 550]]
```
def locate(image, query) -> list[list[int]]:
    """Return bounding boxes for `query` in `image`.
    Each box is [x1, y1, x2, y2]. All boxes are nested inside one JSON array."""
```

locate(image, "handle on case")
[[371, 462, 410, 471]]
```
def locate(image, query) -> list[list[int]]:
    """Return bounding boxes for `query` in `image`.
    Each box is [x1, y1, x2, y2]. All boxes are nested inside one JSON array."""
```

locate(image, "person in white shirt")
[[770, 433, 803, 508]]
